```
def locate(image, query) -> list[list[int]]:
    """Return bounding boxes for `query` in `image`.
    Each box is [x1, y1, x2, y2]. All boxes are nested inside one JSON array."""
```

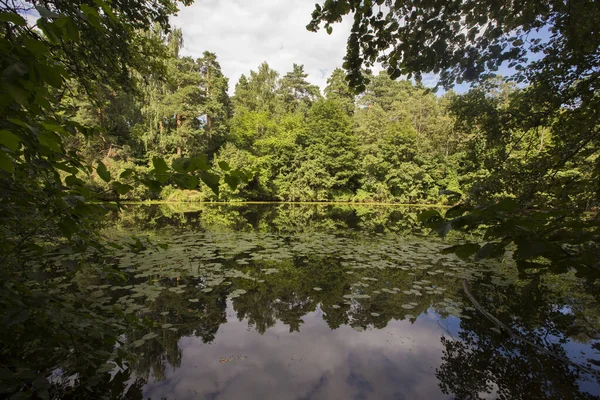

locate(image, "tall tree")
[[288, 99, 360, 200], [139, 35, 231, 159], [232, 62, 279, 114], [278, 64, 320, 114], [197, 51, 231, 153], [324, 68, 355, 115]]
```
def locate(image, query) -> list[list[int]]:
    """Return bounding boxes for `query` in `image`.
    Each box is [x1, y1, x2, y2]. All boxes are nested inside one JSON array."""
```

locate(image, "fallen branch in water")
[[462, 279, 598, 378]]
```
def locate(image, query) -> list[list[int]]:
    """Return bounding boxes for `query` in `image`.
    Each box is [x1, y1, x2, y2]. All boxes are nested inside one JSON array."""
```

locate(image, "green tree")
[[61, 81, 144, 162], [139, 33, 231, 160], [277, 63, 320, 114], [324, 67, 355, 115], [232, 62, 279, 114], [288, 99, 360, 200], [197, 51, 231, 153]]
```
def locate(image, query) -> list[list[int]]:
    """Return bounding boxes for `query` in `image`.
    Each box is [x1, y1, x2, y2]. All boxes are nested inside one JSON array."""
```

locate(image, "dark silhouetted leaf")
[[96, 161, 111, 182]]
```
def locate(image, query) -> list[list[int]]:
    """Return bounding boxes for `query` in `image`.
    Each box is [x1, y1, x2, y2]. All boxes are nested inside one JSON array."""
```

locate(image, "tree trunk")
[[176, 113, 182, 157], [206, 67, 212, 138]]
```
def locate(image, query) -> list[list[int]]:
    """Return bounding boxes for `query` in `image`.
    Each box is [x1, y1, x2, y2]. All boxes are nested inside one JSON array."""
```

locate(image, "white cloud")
[[142, 306, 452, 399], [171, 0, 353, 95]]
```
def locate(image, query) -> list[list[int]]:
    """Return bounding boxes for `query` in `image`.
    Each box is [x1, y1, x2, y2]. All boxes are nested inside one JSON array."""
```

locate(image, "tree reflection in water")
[[88, 204, 600, 399]]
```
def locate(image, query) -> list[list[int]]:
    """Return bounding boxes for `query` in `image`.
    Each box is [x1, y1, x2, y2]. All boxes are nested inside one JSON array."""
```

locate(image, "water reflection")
[[99, 204, 599, 399], [143, 304, 450, 400], [108, 202, 438, 235]]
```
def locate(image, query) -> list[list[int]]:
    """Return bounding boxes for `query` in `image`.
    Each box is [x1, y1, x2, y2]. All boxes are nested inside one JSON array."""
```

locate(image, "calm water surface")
[[101, 204, 600, 399]]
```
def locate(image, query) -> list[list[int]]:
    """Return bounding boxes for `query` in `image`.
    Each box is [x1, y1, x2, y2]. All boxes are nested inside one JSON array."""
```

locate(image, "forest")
[[0, 0, 599, 398], [64, 32, 560, 206]]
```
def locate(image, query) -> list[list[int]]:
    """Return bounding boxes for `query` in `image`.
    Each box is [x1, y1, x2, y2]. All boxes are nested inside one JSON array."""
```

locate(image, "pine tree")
[[278, 64, 320, 114], [197, 51, 231, 156], [324, 68, 354, 115]]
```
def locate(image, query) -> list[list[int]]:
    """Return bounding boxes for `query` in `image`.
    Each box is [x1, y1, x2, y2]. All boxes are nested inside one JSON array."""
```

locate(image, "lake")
[[99, 203, 600, 399]]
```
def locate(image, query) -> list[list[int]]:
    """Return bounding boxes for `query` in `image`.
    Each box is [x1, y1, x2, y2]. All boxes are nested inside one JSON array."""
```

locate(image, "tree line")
[[65, 28, 575, 206]]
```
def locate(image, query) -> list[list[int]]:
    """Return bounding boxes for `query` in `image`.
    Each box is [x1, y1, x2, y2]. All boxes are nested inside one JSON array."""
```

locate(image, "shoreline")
[[95, 200, 453, 207]]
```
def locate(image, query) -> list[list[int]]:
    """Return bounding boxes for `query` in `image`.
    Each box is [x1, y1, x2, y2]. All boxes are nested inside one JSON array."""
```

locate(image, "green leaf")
[[436, 221, 452, 237], [0, 151, 14, 173], [24, 39, 49, 57], [200, 172, 220, 195], [38, 132, 62, 153], [152, 156, 169, 173], [171, 156, 209, 173], [154, 171, 171, 184], [141, 332, 158, 340], [474, 242, 495, 260], [514, 238, 550, 260], [172, 157, 194, 173], [132, 339, 145, 348], [7, 118, 28, 128], [140, 179, 161, 192], [229, 169, 251, 183], [418, 209, 442, 222], [96, 362, 116, 374], [80, 4, 102, 29], [5, 84, 28, 105], [63, 18, 79, 42], [36, 6, 60, 19], [96, 161, 111, 182], [39, 66, 64, 88], [0, 130, 20, 151], [40, 121, 68, 135], [93, 0, 117, 20], [6, 308, 29, 326], [445, 204, 469, 219], [120, 168, 135, 179], [113, 182, 133, 195], [65, 175, 83, 186], [224, 175, 239, 191], [172, 174, 198, 189], [442, 243, 481, 259], [58, 218, 77, 239], [54, 163, 79, 174], [36, 19, 61, 43], [192, 154, 209, 171], [218, 160, 230, 171], [490, 198, 518, 213], [0, 12, 27, 26]]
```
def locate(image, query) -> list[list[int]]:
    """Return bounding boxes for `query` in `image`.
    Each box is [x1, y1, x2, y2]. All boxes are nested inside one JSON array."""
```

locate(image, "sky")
[[170, 0, 552, 96], [22, 0, 548, 96], [170, 0, 482, 95], [170, 0, 356, 95]]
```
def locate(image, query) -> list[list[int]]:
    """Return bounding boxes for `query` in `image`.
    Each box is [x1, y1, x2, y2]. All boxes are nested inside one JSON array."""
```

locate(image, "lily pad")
[[142, 332, 158, 340]]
